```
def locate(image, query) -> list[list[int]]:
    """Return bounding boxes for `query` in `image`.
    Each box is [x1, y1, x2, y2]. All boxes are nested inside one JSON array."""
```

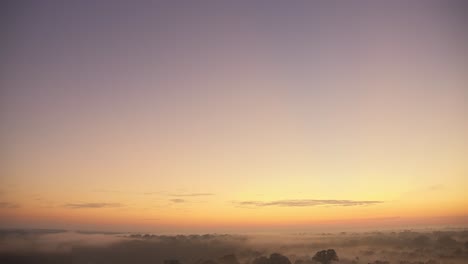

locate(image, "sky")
[[1, 1, 467, 233]]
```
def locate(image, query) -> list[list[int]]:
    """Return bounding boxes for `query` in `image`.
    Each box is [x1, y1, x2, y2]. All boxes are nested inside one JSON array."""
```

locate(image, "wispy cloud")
[[233, 199, 383, 207], [0, 202, 20, 208], [143, 192, 159, 195], [64, 203, 123, 209], [428, 184, 444, 191], [92, 189, 128, 194], [169, 193, 214, 197], [142, 218, 160, 221], [169, 199, 185, 203]]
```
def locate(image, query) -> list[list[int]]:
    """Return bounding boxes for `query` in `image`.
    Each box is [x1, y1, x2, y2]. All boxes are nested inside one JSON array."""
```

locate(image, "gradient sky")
[[1, 1, 467, 233]]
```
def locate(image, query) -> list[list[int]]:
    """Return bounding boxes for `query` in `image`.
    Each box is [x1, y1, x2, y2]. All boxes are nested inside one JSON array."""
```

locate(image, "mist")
[[0, 229, 467, 264]]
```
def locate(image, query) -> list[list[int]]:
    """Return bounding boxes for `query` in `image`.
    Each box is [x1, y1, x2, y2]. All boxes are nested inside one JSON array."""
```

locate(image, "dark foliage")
[[312, 249, 339, 264]]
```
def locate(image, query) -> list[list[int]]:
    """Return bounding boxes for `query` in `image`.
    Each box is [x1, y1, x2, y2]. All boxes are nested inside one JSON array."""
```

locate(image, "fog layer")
[[0, 229, 467, 264]]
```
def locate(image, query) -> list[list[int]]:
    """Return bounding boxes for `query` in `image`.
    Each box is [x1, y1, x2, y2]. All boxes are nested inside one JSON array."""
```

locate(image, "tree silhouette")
[[269, 253, 291, 264], [164, 260, 182, 264], [312, 249, 339, 264], [252, 256, 270, 264], [252, 253, 291, 264], [219, 254, 240, 264]]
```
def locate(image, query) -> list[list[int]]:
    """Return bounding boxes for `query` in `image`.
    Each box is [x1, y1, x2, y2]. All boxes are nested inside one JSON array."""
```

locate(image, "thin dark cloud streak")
[[64, 203, 123, 209], [142, 192, 214, 196], [428, 184, 444, 191], [0, 202, 20, 208], [169, 199, 185, 203], [169, 193, 214, 197], [233, 199, 383, 207]]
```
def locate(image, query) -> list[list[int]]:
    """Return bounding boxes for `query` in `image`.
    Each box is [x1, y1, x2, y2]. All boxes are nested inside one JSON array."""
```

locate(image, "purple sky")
[[1, 1, 467, 232]]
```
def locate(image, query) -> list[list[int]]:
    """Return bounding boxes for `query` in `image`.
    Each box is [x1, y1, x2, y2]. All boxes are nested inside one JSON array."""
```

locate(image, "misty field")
[[0, 229, 467, 264]]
